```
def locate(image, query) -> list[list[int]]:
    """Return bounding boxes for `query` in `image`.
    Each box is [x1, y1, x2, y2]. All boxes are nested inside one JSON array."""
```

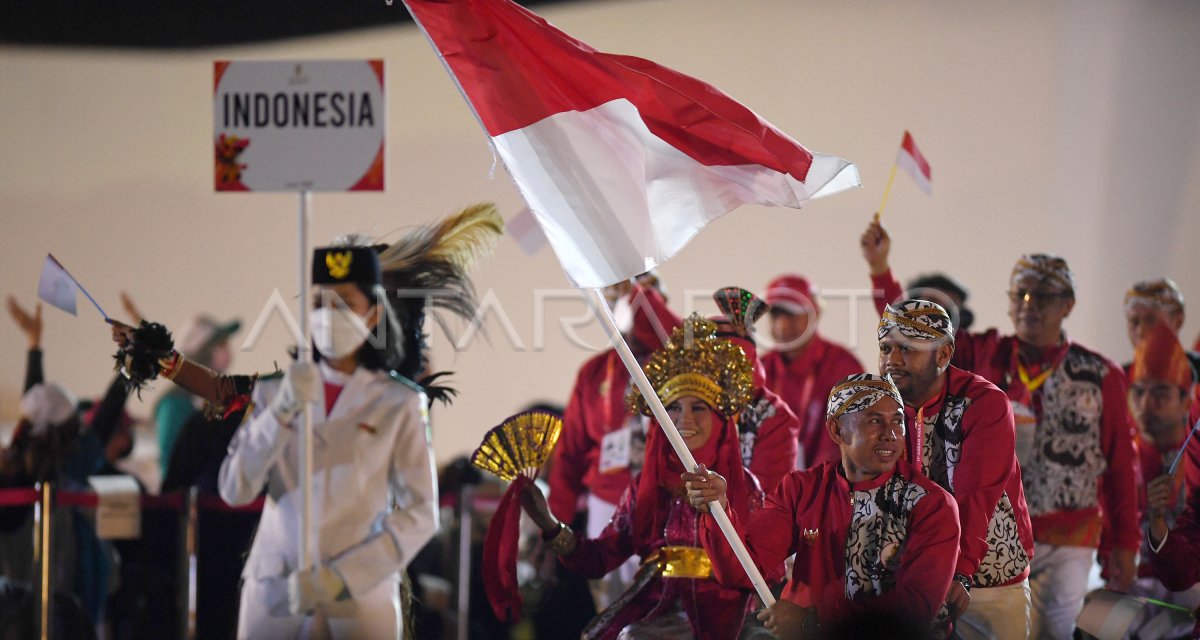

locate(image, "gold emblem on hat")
[[326, 251, 353, 280]]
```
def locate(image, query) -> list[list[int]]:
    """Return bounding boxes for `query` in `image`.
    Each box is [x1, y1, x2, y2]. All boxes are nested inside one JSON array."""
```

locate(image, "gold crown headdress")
[[627, 314, 754, 418]]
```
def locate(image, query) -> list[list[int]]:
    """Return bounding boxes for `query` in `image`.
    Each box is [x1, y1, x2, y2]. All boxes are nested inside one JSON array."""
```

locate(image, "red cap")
[[1131, 320, 1195, 389], [764, 274, 818, 315]]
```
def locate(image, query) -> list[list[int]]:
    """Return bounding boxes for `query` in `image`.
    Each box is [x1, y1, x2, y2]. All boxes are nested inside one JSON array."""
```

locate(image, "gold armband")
[[545, 522, 577, 556], [158, 350, 183, 379]]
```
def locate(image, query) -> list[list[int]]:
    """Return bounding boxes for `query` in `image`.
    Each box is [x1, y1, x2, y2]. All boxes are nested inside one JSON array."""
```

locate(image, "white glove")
[[269, 361, 323, 424], [287, 563, 347, 615]]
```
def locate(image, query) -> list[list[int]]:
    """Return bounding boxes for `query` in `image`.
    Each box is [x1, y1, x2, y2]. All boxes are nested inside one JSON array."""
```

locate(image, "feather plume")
[[332, 203, 504, 389]]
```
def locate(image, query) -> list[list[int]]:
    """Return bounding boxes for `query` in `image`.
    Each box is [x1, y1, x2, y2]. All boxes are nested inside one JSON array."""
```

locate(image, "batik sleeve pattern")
[[738, 396, 776, 468], [974, 493, 1030, 587], [921, 396, 967, 489], [926, 395, 1028, 586]]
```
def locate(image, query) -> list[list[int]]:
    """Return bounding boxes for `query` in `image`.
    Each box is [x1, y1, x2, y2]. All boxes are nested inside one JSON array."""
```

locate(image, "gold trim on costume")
[[645, 546, 713, 579], [627, 314, 754, 418], [158, 350, 183, 380], [657, 372, 724, 410]]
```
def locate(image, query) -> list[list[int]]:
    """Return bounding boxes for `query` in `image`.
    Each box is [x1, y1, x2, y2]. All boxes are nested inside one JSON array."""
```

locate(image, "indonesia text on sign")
[[213, 59, 385, 192]]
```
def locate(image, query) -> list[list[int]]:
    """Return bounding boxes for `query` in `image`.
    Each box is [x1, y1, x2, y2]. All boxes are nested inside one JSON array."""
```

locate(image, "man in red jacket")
[[760, 274, 864, 469], [877, 299, 1035, 639], [1126, 321, 1200, 638], [1147, 474, 1200, 640], [1123, 278, 1200, 494], [685, 373, 960, 639], [862, 220, 1141, 639], [547, 276, 679, 608]]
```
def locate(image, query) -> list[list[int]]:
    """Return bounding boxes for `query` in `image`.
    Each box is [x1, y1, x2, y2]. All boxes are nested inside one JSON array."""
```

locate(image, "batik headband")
[[877, 300, 954, 343], [826, 373, 903, 419], [1011, 254, 1075, 293], [1124, 278, 1185, 315]]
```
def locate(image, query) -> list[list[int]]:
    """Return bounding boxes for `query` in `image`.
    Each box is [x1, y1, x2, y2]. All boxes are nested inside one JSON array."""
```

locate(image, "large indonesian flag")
[[403, 0, 860, 288]]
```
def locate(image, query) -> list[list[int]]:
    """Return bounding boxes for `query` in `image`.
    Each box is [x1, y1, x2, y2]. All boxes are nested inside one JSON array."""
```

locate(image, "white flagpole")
[[583, 288, 776, 607], [402, 0, 773, 605], [298, 190, 315, 570]]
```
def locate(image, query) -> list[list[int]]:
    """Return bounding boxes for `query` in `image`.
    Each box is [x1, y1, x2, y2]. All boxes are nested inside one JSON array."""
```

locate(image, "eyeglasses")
[[1007, 289, 1072, 307]]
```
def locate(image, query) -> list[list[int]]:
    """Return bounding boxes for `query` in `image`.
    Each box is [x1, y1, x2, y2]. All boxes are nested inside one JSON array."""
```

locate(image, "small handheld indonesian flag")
[[38, 254, 78, 316], [401, 0, 860, 288], [896, 130, 932, 196]]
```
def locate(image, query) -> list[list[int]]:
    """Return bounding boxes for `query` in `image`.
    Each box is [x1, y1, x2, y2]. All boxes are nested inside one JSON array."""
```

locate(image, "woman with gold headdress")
[[517, 314, 770, 640]]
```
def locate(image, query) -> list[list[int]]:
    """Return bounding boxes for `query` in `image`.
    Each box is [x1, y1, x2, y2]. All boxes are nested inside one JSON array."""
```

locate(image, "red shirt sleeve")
[[950, 385, 1018, 577], [1184, 420, 1200, 495], [1150, 491, 1200, 591], [559, 483, 637, 578], [748, 393, 801, 495], [1097, 364, 1143, 552], [870, 269, 904, 317], [701, 474, 800, 592], [548, 358, 601, 522]]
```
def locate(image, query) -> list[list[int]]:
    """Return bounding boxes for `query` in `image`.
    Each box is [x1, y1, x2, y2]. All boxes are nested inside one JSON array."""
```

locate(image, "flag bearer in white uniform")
[[219, 245, 437, 639]]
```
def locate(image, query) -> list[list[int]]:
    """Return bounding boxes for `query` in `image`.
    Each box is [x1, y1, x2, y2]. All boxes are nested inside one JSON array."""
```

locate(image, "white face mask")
[[310, 307, 372, 360], [612, 293, 635, 335]]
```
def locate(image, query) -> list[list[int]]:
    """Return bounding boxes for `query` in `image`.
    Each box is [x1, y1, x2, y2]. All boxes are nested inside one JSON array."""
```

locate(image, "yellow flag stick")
[[876, 162, 899, 222]]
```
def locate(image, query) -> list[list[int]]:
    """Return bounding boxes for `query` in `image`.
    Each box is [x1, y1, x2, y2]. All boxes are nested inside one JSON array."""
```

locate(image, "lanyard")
[[1016, 361, 1055, 393]]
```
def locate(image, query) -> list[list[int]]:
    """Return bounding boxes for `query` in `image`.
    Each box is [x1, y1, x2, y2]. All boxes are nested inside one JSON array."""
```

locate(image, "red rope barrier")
[[0, 487, 40, 507], [0, 488, 251, 511]]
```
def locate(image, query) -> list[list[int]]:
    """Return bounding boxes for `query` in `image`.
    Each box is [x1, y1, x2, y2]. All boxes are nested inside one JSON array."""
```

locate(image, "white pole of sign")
[[298, 190, 315, 570], [582, 288, 775, 607]]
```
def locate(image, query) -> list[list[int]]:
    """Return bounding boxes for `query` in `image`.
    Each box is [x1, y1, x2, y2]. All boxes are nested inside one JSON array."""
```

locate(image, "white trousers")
[[588, 493, 641, 610], [955, 578, 1032, 640], [1028, 544, 1095, 640], [236, 575, 400, 640]]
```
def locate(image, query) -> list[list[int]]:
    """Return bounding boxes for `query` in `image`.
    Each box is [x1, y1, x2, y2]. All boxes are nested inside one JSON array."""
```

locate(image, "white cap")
[[20, 383, 78, 435]]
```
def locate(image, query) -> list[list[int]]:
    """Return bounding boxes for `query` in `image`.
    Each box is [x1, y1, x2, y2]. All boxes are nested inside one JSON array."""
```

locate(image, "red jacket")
[[761, 335, 864, 468], [548, 286, 681, 521], [736, 385, 801, 496], [1148, 486, 1200, 638], [871, 269, 1141, 553], [560, 467, 766, 640], [701, 460, 960, 632], [904, 366, 1035, 587]]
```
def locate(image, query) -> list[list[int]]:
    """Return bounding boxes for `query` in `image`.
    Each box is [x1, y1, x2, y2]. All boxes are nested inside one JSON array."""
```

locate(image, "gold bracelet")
[[158, 350, 183, 379], [545, 523, 577, 556]]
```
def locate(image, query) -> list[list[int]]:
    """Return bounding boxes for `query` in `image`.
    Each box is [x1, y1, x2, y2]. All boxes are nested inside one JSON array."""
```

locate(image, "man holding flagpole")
[[685, 374, 961, 638]]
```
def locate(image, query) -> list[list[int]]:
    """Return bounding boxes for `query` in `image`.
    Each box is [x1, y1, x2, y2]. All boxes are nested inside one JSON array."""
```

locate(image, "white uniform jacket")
[[219, 363, 438, 599]]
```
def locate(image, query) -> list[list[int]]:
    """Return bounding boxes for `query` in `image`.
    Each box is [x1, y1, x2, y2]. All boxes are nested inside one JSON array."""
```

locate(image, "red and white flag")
[[896, 130, 932, 196], [403, 0, 859, 288]]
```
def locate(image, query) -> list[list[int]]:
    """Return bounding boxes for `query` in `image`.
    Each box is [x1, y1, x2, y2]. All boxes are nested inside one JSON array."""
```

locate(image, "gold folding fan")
[[471, 410, 563, 481]]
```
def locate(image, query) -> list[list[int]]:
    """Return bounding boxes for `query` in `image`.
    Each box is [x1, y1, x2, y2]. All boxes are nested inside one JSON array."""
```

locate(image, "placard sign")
[[214, 59, 385, 192]]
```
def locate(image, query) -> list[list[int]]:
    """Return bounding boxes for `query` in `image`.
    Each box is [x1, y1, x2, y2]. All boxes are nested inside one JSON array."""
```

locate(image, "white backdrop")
[[1, 0, 1198, 471]]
